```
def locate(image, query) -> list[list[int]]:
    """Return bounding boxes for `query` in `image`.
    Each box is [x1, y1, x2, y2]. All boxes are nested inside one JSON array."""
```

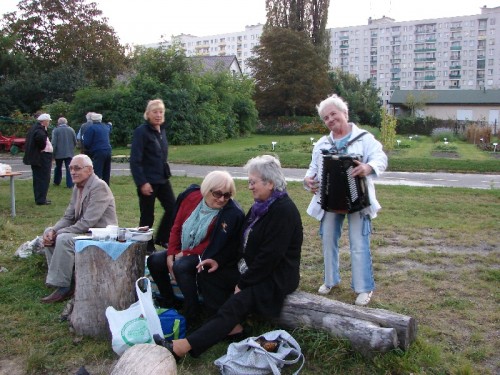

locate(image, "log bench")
[[276, 290, 417, 357]]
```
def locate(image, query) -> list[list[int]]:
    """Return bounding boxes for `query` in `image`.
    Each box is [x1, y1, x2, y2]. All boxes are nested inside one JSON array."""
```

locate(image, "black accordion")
[[320, 153, 370, 213]]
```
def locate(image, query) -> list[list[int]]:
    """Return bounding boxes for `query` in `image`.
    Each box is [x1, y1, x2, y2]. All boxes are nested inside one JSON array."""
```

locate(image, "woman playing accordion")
[[304, 94, 387, 306]]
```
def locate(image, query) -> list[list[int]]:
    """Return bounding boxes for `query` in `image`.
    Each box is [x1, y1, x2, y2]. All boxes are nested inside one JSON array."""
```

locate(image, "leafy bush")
[[256, 116, 325, 135], [431, 127, 456, 142]]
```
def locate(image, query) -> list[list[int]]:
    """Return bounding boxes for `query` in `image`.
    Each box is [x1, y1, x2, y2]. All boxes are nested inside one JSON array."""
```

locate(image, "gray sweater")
[[52, 124, 77, 159]]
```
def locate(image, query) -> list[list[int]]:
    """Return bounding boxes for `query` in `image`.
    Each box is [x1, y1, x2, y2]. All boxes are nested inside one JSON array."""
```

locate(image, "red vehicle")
[[0, 133, 26, 154]]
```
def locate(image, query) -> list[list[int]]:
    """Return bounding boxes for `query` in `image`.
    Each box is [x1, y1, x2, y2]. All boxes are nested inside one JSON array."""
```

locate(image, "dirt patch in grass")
[[431, 151, 460, 158]]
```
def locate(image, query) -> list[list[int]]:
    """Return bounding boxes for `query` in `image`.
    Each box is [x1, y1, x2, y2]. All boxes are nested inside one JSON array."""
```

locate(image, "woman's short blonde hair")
[[143, 99, 165, 121], [200, 171, 236, 198]]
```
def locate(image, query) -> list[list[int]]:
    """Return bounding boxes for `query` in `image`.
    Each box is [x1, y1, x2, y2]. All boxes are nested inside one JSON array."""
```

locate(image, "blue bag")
[[157, 308, 187, 340]]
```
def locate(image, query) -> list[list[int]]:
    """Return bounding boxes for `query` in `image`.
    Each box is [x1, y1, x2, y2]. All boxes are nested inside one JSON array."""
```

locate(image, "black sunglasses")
[[211, 190, 232, 200]]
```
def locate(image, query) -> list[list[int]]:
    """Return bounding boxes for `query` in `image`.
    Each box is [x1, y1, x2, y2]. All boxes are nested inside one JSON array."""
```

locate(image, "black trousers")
[[187, 287, 255, 357], [147, 250, 239, 323], [31, 152, 52, 204], [137, 181, 175, 247]]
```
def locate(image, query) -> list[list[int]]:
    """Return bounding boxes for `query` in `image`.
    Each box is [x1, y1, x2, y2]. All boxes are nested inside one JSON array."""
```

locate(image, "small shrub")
[[431, 127, 456, 142]]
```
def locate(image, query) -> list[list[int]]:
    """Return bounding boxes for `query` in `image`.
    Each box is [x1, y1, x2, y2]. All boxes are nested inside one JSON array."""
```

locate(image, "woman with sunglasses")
[[154, 155, 303, 360], [147, 170, 245, 328]]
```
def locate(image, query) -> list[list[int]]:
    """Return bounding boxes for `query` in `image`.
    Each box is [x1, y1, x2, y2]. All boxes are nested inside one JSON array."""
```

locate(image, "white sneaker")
[[318, 284, 332, 295], [355, 291, 373, 306]]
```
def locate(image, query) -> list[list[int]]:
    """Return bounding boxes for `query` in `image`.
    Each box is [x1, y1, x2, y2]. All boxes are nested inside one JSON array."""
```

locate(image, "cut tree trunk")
[[70, 242, 147, 337], [111, 343, 177, 375], [276, 291, 417, 357]]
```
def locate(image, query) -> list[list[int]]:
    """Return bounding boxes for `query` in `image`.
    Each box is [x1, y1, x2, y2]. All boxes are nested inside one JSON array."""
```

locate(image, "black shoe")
[[153, 334, 180, 362], [225, 327, 249, 342], [36, 200, 52, 205]]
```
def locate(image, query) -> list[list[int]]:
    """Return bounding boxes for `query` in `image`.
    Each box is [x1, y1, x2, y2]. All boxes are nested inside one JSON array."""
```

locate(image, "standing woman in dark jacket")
[[154, 155, 303, 359], [130, 99, 176, 252], [147, 171, 245, 326], [23, 113, 53, 205]]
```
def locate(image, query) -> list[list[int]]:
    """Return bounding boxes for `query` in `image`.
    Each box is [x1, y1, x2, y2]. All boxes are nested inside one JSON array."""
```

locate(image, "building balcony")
[[391, 77, 401, 81], [449, 74, 461, 78], [423, 85, 436, 89], [414, 48, 437, 52], [448, 85, 461, 89], [450, 46, 462, 50], [340, 44, 349, 48], [390, 68, 401, 73], [424, 76, 436, 80], [339, 35, 349, 40], [450, 65, 461, 70], [390, 85, 400, 90]]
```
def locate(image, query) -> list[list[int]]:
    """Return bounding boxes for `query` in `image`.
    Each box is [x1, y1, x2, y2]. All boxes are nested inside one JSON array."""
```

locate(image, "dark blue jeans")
[[53, 157, 73, 188], [90, 150, 111, 185]]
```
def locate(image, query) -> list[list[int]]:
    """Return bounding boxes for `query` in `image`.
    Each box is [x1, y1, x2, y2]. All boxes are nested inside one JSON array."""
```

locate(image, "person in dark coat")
[[52, 117, 77, 188], [154, 154, 303, 359], [147, 171, 245, 326], [23, 113, 53, 205], [130, 99, 176, 252], [82, 113, 112, 185]]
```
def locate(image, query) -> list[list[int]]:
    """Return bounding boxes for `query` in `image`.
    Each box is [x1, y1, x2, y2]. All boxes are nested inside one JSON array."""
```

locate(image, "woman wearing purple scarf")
[[154, 155, 303, 360]]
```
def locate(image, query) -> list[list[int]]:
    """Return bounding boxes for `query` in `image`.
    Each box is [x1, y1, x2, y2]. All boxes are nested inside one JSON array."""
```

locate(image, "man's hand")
[[196, 258, 218, 273], [42, 228, 56, 247], [140, 183, 153, 196]]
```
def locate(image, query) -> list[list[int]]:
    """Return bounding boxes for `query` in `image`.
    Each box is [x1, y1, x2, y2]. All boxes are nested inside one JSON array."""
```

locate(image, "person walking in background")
[[130, 99, 176, 253], [304, 94, 387, 306], [83, 113, 112, 185], [147, 171, 245, 328], [154, 155, 303, 359], [77, 112, 93, 154], [52, 117, 77, 188], [23, 113, 53, 205]]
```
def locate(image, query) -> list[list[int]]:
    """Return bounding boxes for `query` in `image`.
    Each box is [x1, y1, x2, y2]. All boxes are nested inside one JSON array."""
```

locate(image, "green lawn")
[[113, 133, 500, 173], [1, 176, 499, 374]]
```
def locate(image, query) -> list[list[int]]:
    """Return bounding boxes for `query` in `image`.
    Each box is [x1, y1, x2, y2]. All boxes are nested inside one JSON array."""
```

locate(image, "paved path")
[[1, 156, 499, 189]]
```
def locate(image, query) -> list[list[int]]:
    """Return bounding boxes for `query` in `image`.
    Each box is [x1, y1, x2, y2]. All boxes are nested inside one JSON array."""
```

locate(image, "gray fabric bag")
[[214, 329, 305, 375]]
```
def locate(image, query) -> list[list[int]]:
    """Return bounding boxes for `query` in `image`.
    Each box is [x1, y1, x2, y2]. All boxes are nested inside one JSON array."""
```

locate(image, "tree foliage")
[[248, 27, 330, 117], [67, 45, 258, 146], [265, 0, 330, 61], [327, 69, 382, 126], [2, 0, 126, 87]]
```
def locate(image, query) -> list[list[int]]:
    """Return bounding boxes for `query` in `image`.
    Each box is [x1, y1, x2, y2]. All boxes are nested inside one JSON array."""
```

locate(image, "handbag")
[[105, 277, 164, 355], [214, 329, 305, 375], [157, 308, 187, 340]]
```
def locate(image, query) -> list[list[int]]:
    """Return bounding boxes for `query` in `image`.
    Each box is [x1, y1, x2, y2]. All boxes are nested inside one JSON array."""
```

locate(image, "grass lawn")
[[0, 175, 499, 374], [113, 133, 500, 173]]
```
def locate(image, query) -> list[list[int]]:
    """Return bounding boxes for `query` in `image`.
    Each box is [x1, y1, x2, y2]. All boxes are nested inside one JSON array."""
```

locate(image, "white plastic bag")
[[15, 236, 44, 258], [214, 329, 305, 375], [105, 277, 164, 355]]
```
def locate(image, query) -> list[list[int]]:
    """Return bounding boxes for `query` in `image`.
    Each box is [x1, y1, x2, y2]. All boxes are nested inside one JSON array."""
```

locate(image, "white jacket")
[[304, 123, 387, 220]]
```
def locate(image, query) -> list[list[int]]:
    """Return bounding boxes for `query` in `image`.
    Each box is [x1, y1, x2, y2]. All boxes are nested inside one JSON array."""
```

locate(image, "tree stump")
[[70, 241, 147, 337], [111, 343, 177, 375], [276, 291, 417, 357]]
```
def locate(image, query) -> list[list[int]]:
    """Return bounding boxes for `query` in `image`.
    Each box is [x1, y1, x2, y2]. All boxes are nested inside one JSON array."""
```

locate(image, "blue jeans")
[[320, 211, 375, 293], [54, 157, 73, 188]]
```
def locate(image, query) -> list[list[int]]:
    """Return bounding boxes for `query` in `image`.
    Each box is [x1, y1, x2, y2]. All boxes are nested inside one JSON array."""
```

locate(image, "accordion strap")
[[328, 131, 368, 154]]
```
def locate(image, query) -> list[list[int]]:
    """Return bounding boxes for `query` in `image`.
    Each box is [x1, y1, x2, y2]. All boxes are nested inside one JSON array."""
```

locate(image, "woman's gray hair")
[[200, 170, 236, 198], [316, 94, 349, 119], [244, 155, 287, 191]]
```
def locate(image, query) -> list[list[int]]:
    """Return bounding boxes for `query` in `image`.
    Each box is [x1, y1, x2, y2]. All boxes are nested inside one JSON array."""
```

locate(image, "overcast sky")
[[1, 0, 498, 46]]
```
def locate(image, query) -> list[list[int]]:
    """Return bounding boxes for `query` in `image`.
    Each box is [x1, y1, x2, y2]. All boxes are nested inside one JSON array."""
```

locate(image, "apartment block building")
[[163, 6, 500, 105]]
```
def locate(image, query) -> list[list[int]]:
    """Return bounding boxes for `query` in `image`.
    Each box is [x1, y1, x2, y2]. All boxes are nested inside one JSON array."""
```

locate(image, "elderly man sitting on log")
[[41, 154, 117, 303]]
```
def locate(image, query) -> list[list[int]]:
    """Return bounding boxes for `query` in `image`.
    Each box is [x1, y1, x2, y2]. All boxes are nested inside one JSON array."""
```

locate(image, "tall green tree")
[[328, 69, 381, 126], [248, 27, 330, 117], [265, 0, 330, 61], [2, 0, 126, 87]]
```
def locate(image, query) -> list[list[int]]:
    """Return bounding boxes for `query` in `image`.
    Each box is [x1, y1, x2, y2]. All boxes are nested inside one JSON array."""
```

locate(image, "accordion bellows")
[[320, 154, 370, 213]]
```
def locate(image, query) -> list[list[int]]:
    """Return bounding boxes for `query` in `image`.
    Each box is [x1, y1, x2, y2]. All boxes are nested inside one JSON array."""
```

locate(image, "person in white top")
[[304, 94, 387, 306]]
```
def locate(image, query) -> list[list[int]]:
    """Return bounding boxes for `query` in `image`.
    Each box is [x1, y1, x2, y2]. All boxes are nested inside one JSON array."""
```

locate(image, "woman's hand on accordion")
[[352, 160, 373, 177], [304, 175, 320, 194]]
